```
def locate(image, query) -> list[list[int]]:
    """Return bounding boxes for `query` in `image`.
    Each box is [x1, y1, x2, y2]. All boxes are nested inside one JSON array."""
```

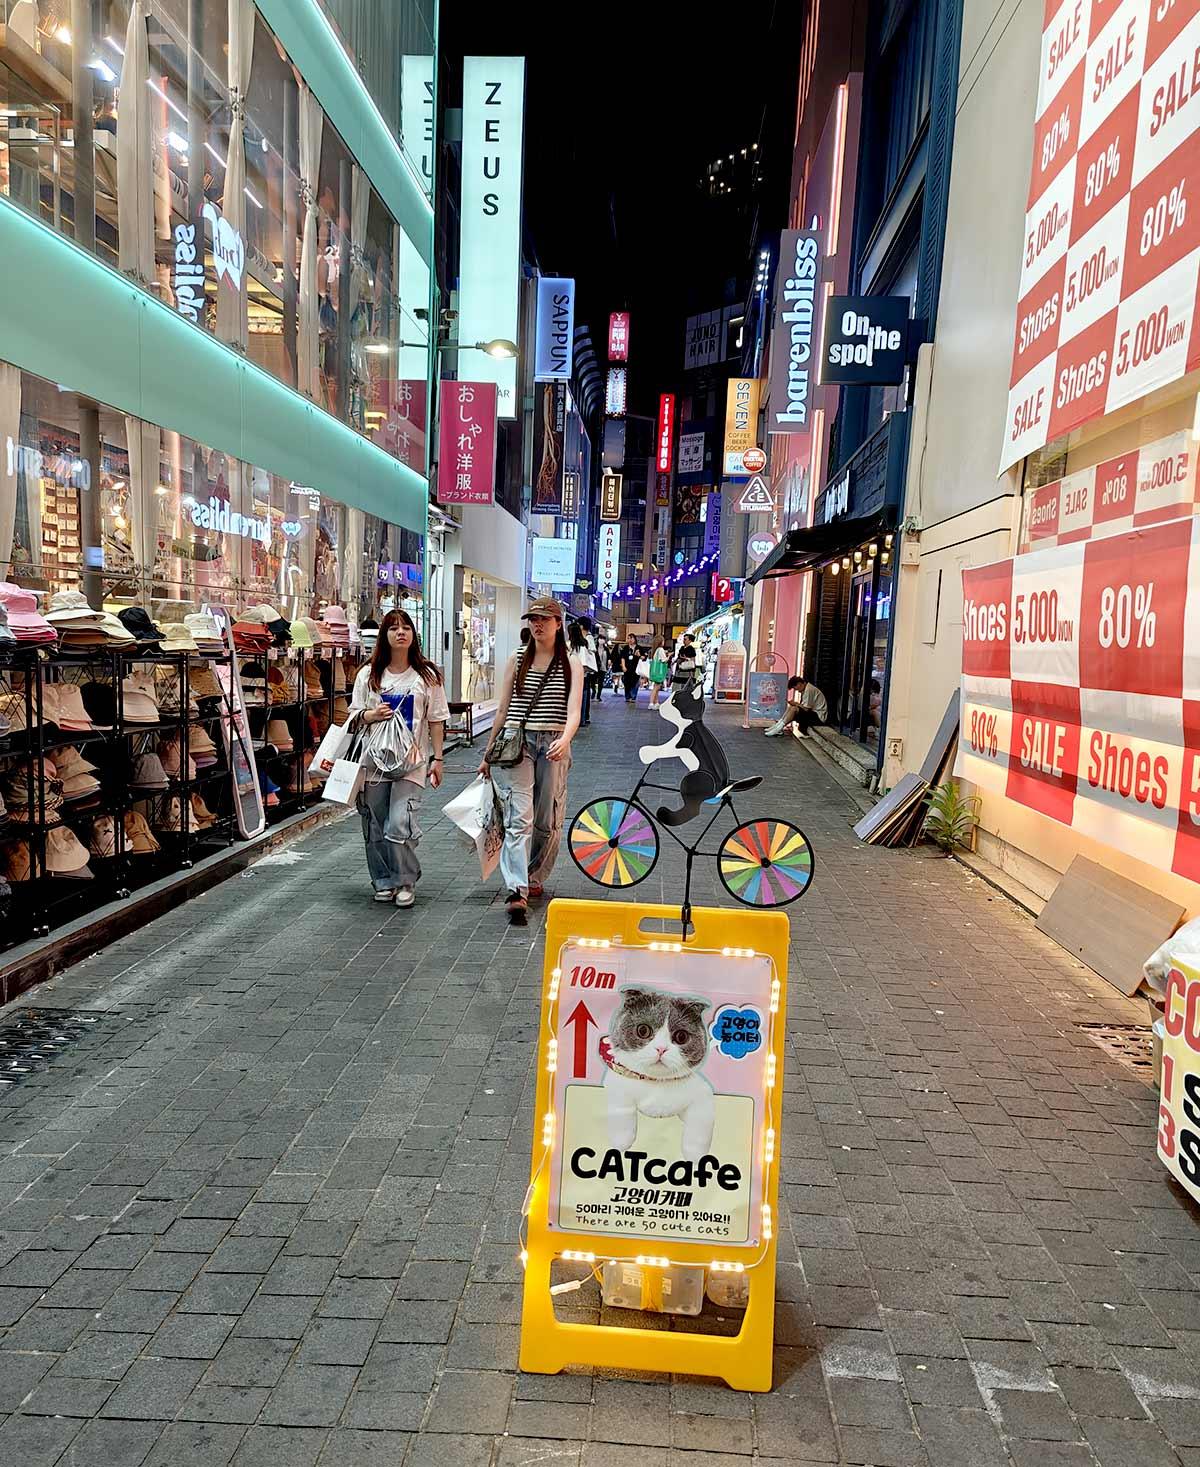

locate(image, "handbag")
[[636, 658, 651, 680], [649, 655, 669, 683], [486, 662, 555, 768], [308, 719, 352, 778]]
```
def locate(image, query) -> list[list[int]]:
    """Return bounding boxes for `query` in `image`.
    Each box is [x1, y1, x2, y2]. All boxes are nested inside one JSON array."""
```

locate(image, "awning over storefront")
[[746, 508, 896, 583]]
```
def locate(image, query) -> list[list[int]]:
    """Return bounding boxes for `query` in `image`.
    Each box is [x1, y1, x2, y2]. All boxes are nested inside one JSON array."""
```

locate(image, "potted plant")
[[923, 780, 980, 855]]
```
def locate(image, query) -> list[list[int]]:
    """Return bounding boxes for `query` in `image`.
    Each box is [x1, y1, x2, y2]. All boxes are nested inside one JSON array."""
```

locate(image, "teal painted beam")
[[0, 200, 426, 534], [253, 0, 434, 269]]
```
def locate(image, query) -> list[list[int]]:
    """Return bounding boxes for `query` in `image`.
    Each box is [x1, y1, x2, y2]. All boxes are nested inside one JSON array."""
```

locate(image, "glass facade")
[[0, 0, 431, 470], [1, 362, 420, 627]]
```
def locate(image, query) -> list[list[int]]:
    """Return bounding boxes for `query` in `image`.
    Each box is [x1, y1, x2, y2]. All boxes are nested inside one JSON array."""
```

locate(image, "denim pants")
[[490, 731, 571, 893], [357, 779, 423, 891]]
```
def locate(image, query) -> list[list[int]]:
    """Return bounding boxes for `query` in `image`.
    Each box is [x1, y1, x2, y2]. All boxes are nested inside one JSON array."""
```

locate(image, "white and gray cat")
[[604, 986, 715, 1162]]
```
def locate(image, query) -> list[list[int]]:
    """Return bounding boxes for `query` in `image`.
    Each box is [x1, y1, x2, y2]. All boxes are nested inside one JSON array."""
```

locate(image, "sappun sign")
[[956, 515, 1200, 879], [1001, 0, 1200, 472]]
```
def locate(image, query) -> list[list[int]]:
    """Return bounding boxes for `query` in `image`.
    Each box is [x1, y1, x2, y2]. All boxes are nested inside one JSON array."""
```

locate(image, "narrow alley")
[[0, 699, 1193, 1467]]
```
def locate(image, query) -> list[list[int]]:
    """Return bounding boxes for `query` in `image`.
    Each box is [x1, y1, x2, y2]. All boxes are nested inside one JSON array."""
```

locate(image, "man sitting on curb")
[[765, 675, 829, 739]]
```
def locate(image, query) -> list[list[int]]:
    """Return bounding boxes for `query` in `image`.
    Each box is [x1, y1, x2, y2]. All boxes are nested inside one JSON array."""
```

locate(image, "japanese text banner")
[[957, 515, 1200, 880]]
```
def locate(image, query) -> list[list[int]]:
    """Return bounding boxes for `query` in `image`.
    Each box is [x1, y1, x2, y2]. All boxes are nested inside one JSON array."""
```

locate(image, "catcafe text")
[[570, 1147, 743, 1191]]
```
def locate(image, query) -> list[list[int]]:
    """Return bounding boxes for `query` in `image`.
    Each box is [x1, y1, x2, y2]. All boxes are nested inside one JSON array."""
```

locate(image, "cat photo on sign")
[[602, 985, 715, 1161]]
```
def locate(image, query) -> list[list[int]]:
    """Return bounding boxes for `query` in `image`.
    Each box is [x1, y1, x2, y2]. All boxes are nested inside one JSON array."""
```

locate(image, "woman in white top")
[[568, 618, 597, 726], [647, 641, 671, 707], [347, 609, 449, 907]]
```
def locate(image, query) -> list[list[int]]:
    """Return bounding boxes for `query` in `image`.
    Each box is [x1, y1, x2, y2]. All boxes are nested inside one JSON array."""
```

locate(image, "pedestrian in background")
[[347, 609, 448, 908], [765, 674, 829, 739], [648, 638, 671, 707], [673, 633, 699, 691], [568, 618, 596, 726], [620, 635, 641, 704], [480, 597, 584, 921]]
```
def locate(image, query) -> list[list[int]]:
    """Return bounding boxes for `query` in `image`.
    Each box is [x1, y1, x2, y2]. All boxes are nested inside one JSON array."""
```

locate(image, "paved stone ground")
[[0, 692, 1197, 1466]]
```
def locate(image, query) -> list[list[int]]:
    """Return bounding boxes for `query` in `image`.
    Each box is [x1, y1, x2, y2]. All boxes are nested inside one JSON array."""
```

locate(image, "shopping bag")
[[442, 775, 494, 843], [475, 791, 505, 881], [361, 707, 417, 776], [308, 720, 353, 779], [322, 751, 366, 805], [636, 658, 651, 679], [649, 657, 669, 683]]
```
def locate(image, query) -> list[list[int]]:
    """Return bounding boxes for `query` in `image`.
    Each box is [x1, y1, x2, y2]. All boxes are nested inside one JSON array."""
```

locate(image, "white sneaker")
[[373, 890, 397, 902], [792, 724, 809, 740], [764, 719, 785, 737], [395, 887, 415, 907]]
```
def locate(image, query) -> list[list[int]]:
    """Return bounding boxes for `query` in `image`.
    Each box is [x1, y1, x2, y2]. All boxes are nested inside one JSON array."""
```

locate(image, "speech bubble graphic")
[[711, 1004, 763, 1059]]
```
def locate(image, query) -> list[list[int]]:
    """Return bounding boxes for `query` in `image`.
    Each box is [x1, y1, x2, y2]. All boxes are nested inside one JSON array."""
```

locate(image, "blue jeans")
[[357, 780, 423, 891], [490, 731, 571, 894]]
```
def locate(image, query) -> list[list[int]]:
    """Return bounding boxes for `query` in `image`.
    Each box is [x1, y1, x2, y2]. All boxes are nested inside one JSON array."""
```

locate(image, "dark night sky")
[[442, 3, 799, 413]]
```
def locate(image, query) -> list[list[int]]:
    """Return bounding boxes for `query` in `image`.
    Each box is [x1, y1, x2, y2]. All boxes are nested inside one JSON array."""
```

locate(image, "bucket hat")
[[0, 603, 14, 645], [55, 685, 93, 732], [191, 792, 217, 828], [268, 666, 290, 703], [87, 814, 117, 859], [266, 718, 294, 752], [54, 746, 98, 778], [80, 682, 117, 730], [299, 616, 325, 645], [160, 622, 199, 653], [45, 825, 91, 876], [331, 658, 347, 693], [289, 619, 314, 649], [156, 797, 184, 834], [45, 589, 100, 625], [95, 612, 135, 645], [239, 661, 267, 693], [184, 612, 224, 648], [40, 684, 63, 727], [1, 838, 32, 881], [189, 727, 219, 767], [121, 678, 160, 724], [118, 607, 163, 645], [123, 809, 160, 854], [0, 583, 56, 642], [60, 771, 101, 800], [131, 753, 169, 791], [188, 663, 224, 701]]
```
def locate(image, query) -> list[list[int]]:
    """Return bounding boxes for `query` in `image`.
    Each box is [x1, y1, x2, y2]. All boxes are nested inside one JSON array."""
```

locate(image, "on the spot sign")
[[820, 294, 911, 386]]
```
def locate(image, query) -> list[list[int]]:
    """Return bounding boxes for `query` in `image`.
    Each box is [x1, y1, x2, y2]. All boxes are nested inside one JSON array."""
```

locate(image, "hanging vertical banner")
[[534, 276, 575, 382], [400, 54, 435, 197], [562, 469, 580, 520], [768, 229, 821, 436], [436, 381, 497, 505], [600, 472, 623, 522], [609, 311, 631, 361], [605, 367, 628, 417], [723, 378, 762, 475], [703, 491, 723, 557], [373, 379, 427, 474], [533, 382, 567, 512], [1160, 956, 1200, 1206], [678, 431, 706, 475], [656, 394, 676, 473], [459, 57, 525, 419], [597, 522, 622, 593]]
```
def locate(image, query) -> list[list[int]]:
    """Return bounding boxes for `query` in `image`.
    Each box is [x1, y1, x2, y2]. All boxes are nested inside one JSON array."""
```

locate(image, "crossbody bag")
[[486, 661, 555, 767]]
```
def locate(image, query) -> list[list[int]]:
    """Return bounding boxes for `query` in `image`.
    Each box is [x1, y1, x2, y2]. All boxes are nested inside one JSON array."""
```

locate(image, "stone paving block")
[[1053, 1365, 1148, 1419], [318, 1427, 414, 1466], [494, 1438, 582, 1467], [838, 1424, 930, 1466], [1081, 1414, 1190, 1466], [204, 1337, 294, 1388], [898, 1355, 985, 1408], [297, 1317, 378, 1366], [55, 1417, 161, 1467], [230, 1425, 328, 1466], [142, 1420, 247, 1466], [991, 1387, 1083, 1442], [912, 1405, 1009, 1466], [259, 1363, 357, 1427], [22, 1371, 118, 1416], [507, 1398, 590, 1441], [0, 1348, 55, 1409], [101, 1356, 207, 1420], [177, 1385, 270, 1425]]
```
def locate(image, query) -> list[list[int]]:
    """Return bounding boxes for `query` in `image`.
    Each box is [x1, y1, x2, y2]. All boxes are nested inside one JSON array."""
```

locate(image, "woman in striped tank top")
[[479, 597, 584, 920]]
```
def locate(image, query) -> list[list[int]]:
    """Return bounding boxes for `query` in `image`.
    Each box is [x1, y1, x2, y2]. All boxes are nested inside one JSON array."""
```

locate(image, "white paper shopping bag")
[[308, 720, 353, 779], [321, 754, 366, 806]]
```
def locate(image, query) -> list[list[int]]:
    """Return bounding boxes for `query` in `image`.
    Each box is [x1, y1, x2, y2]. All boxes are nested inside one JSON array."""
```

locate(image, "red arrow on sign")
[[564, 1001, 597, 1078]]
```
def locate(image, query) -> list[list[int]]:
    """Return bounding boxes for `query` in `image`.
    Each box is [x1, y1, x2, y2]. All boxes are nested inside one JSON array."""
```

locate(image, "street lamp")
[[365, 337, 519, 359]]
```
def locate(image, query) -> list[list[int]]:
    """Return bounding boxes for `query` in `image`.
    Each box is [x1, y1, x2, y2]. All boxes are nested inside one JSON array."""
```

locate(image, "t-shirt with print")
[[350, 665, 450, 787]]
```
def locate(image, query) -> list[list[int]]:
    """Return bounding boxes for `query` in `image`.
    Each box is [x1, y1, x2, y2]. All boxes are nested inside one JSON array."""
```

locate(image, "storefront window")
[[461, 571, 497, 703], [0, 2, 430, 469]]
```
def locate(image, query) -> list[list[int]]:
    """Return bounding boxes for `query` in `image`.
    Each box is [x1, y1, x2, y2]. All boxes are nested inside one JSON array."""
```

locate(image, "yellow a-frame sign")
[[519, 898, 788, 1391]]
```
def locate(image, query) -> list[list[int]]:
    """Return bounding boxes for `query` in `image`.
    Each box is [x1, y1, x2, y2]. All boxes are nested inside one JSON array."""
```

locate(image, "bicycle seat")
[[726, 776, 763, 793]]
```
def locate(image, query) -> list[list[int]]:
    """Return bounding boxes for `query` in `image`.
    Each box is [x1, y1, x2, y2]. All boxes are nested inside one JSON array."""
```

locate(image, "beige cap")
[[522, 597, 566, 622], [160, 622, 199, 652]]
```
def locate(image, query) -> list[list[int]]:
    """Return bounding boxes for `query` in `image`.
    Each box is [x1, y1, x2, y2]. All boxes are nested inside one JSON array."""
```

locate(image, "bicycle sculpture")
[[567, 677, 815, 928]]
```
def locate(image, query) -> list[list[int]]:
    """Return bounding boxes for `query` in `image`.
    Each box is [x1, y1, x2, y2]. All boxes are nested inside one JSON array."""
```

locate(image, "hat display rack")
[[0, 612, 241, 948], [234, 605, 362, 823]]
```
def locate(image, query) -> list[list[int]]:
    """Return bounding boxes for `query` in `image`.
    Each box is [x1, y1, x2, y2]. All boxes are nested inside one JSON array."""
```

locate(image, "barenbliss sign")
[[534, 276, 575, 381], [821, 296, 910, 385], [768, 229, 822, 435], [459, 57, 525, 419], [1001, 0, 1200, 471], [957, 515, 1200, 882]]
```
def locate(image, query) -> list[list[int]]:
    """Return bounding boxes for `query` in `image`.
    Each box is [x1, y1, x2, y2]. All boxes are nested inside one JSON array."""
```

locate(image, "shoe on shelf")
[[373, 889, 397, 902], [395, 887, 415, 908]]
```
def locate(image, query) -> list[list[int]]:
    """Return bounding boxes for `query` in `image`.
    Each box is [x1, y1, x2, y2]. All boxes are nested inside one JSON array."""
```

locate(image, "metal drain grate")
[[1076, 1022, 1155, 1081], [0, 1008, 107, 1091]]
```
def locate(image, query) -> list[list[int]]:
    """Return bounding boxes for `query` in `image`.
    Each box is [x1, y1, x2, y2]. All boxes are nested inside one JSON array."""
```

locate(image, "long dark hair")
[[516, 621, 573, 695], [567, 620, 587, 653], [368, 609, 442, 691]]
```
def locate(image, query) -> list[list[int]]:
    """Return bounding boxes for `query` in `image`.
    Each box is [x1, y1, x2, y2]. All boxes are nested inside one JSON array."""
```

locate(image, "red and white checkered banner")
[[957, 514, 1200, 881], [1001, 0, 1200, 473], [1019, 425, 1200, 549]]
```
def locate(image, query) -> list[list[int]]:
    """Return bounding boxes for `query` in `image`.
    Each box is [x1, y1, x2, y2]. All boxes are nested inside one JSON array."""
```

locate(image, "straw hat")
[[188, 663, 224, 701]]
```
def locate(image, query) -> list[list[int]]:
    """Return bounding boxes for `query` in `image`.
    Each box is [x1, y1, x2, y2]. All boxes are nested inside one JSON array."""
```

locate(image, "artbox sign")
[[609, 310, 630, 361], [656, 394, 676, 473], [437, 381, 498, 505], [546, 943, 773, 1247], [957, 515, 1200, 882], [768, 229, 821, 435], [1001, 0, 1200, 471], [459, 57, 525, 419], [597, 522, 622, 593], [723, 378, 762, 475], [535, 276, 575, 382], [821, 296, 910, 385]]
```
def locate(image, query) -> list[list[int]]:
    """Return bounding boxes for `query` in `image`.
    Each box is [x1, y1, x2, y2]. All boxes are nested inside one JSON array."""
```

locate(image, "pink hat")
[[323, 605, 349, 626], [0, 583, 56, 642]]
